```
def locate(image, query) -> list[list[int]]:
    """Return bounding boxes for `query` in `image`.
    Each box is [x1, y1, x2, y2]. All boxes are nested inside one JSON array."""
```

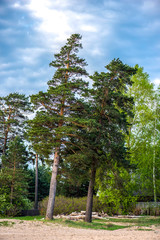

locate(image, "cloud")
[[0, 62, 12, 70], [7, 0, 117, 62], [80, 24, 98, 33], [12, 2, 22, 9], [16, 47, 46, 65], [0, 65, 50, 97], [153, 78, 160, 86], [1, 0, 160, 96], [141, 0, 160, 15], [25, 0, 72, 43], [22, 0, 116, 54]]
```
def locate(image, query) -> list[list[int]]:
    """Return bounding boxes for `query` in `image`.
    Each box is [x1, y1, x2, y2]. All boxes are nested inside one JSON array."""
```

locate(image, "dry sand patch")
[[0, 219, 160, 240]]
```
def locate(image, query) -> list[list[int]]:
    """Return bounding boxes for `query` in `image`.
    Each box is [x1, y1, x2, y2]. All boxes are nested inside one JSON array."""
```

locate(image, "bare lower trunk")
[[10, 160, 16, 204], [10, 183, 14, 204], [34, 154, 38, 210], [45, 147, 60, 220], [85, 164, 96, 222]]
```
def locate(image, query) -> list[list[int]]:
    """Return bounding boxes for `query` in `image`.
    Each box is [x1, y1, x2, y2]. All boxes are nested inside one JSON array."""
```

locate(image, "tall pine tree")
[[85, 59, 136, 222], [27, 34, 88, 220]]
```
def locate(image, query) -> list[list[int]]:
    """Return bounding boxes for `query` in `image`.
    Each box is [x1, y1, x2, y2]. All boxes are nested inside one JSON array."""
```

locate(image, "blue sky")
[[0, 0, 160, 96]]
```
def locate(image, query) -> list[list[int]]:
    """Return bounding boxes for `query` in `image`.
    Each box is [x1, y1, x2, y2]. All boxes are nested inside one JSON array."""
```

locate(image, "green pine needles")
[[27, 34, 89, 220]]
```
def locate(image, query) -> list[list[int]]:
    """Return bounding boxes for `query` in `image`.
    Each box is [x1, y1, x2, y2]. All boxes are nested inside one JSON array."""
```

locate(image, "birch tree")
[[128, 66, 160, 201]]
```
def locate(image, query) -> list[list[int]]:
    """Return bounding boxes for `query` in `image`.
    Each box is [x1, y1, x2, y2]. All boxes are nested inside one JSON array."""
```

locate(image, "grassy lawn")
[[103, 216, 160, 227], [0, 215, 160, 231]]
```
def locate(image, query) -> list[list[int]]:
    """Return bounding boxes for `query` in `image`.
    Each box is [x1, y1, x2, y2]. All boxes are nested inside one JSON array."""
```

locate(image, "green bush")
[[39, 195, 111, 216], [0, 193, 12, 216], [0, 193, 33, 217]]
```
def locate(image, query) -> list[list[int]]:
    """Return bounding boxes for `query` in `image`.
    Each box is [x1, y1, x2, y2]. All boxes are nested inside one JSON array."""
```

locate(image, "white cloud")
[[1, 69, 49, 96], [80, 24, 98, 33], [17, 47, 46, 65], [153, 78, 160, 86], [141, 0, 160, 15], [90, 48, 103, 56], [0, 62, 12, 70], [22, 0, 116, 54], [12, 2, 21, 9]]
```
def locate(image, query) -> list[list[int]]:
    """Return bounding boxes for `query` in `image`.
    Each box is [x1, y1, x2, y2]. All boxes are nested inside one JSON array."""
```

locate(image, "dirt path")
[[0, 219, 160, 240]]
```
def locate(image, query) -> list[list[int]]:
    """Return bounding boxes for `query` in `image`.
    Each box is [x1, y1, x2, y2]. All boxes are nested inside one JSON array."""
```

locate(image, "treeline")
[[0, 34, 160, 222]]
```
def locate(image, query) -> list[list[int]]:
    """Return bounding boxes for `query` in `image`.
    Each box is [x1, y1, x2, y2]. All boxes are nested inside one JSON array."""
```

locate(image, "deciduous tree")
[[127, 66, 160, 201]]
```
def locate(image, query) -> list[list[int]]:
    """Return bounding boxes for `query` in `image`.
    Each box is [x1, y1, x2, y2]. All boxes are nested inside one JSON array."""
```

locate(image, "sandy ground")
[[0, 219, 160, 240]]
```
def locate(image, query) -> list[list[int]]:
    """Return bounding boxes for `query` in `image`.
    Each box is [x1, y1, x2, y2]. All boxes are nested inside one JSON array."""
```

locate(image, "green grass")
[[1, 215, 160, 230], [62, 219, 128, 230], [136, 228, 153, 231], [0, 216, 128, 231], [1, 216, 44, 221], [104, 216, 160, 227], [0, 221, 15, 227]]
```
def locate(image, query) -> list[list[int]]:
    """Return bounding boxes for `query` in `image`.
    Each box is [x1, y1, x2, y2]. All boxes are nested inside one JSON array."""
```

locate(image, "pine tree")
[[0, 93, 31, 157], [27, 34, 88, 220], [84, 59, 136, 222], [0, 136, 30, 215]]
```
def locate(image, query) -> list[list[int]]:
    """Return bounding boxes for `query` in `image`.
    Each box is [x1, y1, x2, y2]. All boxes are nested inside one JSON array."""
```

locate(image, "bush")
[[0, 194, 12, 216], [39, 195, 109, 216], [0, 193, 33, 217]]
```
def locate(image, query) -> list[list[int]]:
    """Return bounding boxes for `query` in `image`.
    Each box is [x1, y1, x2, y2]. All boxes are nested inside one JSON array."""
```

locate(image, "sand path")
[[0, 219, 160, 240]]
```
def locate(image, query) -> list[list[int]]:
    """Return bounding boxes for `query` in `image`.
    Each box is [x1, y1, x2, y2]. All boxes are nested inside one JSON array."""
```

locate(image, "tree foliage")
[[0, 136, 31, 215], [27, 165, 51, 202], [0, 93, 31, 156], [1, 34, 160, 219], [127, 65, 160, 201], [27, 34, 89, 219], [65, 58, 136, 222]]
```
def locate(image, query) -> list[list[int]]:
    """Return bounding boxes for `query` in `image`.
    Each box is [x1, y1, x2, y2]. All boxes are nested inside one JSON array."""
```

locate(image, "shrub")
[[39, 195, 109, 216], [0, 193, 33, 217]]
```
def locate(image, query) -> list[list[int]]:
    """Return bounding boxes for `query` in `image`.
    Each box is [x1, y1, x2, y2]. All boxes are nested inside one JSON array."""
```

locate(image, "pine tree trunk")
[[10, 159, 16, 204], [45, 147, 60, 220], [34, 154, 38, 210], [3, 128, 9, 155], [85, 164, 96, 222], [3, 111, 11, 155]]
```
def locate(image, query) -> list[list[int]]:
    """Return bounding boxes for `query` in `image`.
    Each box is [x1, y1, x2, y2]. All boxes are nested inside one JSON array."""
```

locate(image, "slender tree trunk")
[[2, 126, 9, 155], [153, 150, 156, 202], [10, 159, 16, 204], [34, 154, 38, 210], [45, 51, 68, 220], [85, 163, 96, 222], [153, 112, 157, 202], [3, 109, 11, 155], [45, 147, 60, 220]]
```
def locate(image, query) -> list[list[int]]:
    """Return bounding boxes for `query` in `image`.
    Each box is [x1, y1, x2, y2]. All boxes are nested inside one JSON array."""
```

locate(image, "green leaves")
[[0, 137, 31, 215], [127, 65, 160, 201]]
